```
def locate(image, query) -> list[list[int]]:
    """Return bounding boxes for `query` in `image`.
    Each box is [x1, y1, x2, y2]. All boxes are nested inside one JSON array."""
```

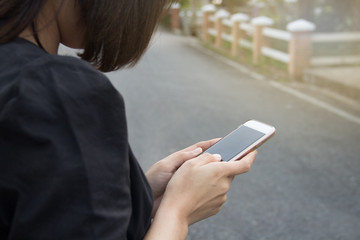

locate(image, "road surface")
[[107, 30, 360, 240]]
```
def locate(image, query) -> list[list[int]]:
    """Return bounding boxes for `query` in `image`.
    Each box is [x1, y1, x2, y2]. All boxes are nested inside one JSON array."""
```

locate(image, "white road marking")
[[269, 81, 360, 125]]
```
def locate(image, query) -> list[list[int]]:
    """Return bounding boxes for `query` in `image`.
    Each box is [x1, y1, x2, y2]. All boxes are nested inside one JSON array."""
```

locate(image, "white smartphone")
[[204, 120, 276, 162]]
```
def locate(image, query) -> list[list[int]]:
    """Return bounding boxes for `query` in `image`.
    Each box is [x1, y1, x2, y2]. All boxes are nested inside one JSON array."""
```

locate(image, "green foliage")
[[221, 0, 360, 31], [222, 0, 249, 13], [179, 0, 190, 9]]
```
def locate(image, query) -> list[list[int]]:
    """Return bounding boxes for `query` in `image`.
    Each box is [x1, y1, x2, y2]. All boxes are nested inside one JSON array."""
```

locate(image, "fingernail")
[[212, 154, 222, 161], [192, 147, 203, 155]]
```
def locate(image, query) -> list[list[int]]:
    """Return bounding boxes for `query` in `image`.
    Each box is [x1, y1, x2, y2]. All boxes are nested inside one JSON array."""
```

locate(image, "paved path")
[[107, 30, 360, 240], [305, 66, 360, 101]]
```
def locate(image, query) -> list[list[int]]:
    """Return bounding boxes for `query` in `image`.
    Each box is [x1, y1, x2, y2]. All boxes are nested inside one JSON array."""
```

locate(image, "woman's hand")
[[144, 151, 257, 240], [146, 138, 220, 216], [160, 150, 257, 225]]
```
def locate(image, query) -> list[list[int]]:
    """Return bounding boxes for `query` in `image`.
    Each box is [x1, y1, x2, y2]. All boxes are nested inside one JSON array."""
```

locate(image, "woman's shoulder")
[[19, 52, 123, 105], [27, 52, 107, 86], [1, 39, 102, 84], [0, 43, 125, 121]]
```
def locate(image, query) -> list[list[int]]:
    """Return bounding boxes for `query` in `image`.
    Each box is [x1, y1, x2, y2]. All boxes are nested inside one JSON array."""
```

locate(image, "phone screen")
[[204, 126, 265, 161]]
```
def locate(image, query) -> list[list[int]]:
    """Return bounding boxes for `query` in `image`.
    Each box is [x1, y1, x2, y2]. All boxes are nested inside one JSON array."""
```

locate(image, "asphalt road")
[[107, 30, 360, 240]]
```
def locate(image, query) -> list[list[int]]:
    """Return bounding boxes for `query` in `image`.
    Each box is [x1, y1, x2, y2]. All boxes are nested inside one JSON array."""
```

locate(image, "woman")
[[0, 0, 257, 239]]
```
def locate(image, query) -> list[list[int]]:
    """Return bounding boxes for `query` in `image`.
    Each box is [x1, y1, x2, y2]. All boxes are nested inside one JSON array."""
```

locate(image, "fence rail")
[[222, 33, 232, 42], [312, 32, 360, 43], [263, 28, 290, 41], [262, 47, 290, 63], [240, 23, 253, 33]]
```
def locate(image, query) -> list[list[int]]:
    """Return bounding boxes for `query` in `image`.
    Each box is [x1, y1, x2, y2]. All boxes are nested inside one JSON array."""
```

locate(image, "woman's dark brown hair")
[[0, 0, 172, 72]]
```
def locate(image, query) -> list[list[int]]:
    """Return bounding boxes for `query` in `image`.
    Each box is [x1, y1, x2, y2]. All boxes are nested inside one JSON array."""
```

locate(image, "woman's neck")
[[18, 1, 62, 54]]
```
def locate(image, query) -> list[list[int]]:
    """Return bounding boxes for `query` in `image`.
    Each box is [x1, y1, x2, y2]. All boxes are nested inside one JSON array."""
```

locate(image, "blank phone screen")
[[204, 126, 265, 161]]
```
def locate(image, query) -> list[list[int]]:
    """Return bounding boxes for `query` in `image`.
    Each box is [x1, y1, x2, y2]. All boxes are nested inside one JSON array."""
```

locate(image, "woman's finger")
[[167, 147, 204, 169], [214, 150, 257, 176], [195, 138, 221, 151], [193, 153, 222, 166], [177, 138, 221, 156]]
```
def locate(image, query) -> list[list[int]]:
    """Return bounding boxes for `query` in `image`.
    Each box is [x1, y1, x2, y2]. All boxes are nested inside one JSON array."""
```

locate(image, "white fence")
[[199, 4, 360, 80]]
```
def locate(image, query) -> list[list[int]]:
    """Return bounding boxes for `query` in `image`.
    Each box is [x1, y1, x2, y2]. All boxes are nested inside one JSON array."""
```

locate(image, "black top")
[[0, 39, 153, 240]]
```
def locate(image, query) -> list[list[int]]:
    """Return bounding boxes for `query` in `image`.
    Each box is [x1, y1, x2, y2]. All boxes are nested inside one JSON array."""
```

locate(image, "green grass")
[[201, 40, 290, 83]]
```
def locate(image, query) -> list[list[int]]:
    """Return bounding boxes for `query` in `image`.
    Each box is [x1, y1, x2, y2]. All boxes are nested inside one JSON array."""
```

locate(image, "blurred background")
[[98, 0, 360, 239]]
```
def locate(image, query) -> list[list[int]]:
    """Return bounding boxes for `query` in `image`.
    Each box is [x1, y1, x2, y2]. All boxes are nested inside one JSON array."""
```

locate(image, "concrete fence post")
[[214, 10, 230, 48], [201, 4, 216, 41], [230, 13, 249, 57], [171, 3, 181, 34], [287, 19, 316, 80], [251, 16, 274, 64]]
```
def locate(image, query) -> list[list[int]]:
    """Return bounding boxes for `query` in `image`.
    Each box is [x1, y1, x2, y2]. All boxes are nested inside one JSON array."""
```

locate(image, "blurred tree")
[[188, 0, 205, 35], [185, 0, 360, 32], [223, 0, 248, 13], [297, 0, 360, 31], [297, 0, 315, 22], [179, 0, 191, 9], [251, 0, 360, 31]]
